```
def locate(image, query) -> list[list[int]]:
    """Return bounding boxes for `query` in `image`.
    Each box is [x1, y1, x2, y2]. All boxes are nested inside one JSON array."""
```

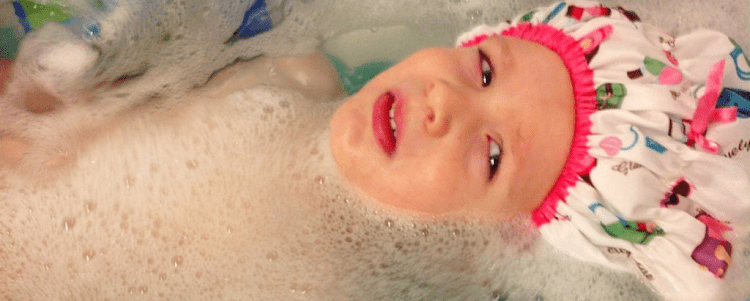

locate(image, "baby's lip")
[[372, 91, 398, 156]]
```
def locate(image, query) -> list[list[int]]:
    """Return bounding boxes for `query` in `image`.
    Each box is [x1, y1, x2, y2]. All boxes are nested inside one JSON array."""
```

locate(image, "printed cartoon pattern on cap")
[[456, 1, 750, 300]]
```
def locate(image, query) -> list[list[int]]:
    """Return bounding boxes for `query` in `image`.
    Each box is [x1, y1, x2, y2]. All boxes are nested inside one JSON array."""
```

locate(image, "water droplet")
[[139, 286, 148, 295], [452, 229, 460, 236], [172, 255, 184, 267], [128, 287, 135, 294], [185, 159, 198, 169], [384, 219, 394, 227], [83, 250, 96, 262], [266, 251, 279, 261], [314, 176, 325, 184], [466, 9, 483, 22], [84, 202, 97, 214], [124, 175, 136, 188], [63, 217, 76, 231], [159, 273, 167, 281], [299, 284, 312, 294], [420, 228, 429, 236]]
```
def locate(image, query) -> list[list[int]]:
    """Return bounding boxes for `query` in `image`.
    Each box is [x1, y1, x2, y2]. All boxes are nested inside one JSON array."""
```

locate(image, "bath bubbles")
[[82, 249, 96, 261], [266, 251, 279, 261], [172, 255, 184, 268], [185, 159, 198, 169], [84, 201, 97, 214], [2, 0, 748, 300], [466, 9, 483, 24], [62, 217, 76, 231]]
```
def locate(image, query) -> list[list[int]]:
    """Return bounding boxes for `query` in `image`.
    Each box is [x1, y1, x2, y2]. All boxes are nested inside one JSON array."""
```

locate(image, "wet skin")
[[329, 35, 576, 217]]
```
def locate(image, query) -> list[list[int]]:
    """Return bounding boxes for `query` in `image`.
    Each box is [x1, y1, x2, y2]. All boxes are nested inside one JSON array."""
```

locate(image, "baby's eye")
[[488, 137, 502, 181], [479, 49, 493, 87]]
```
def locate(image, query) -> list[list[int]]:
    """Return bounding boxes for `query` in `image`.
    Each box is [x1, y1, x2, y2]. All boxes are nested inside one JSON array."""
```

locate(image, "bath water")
[[0, 0, 748, 300]]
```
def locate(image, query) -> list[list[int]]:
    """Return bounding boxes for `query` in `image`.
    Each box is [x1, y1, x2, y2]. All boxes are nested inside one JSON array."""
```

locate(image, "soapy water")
[[0, 0, 749, 300]]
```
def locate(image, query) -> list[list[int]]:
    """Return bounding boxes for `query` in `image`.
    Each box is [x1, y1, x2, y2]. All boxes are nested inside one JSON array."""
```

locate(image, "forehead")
[[459, 34, 494, 48]]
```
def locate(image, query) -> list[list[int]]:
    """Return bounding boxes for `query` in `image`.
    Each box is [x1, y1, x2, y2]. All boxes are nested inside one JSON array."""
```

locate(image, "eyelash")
[[478, 49, 502, 180], [479, 49, 493, 87], [488, 137, 502, 181]]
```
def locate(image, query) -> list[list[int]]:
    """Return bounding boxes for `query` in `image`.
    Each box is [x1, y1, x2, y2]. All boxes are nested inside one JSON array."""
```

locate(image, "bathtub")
[[0, 0, 748, 300]]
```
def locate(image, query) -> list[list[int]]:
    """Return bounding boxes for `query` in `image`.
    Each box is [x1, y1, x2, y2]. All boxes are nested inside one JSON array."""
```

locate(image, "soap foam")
[[1, 0, 748, 300]]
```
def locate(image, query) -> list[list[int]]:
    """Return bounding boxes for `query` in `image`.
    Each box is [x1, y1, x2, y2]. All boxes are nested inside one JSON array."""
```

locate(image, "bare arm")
[[196, 52, 346, 101], [0, 52, 346, 167]]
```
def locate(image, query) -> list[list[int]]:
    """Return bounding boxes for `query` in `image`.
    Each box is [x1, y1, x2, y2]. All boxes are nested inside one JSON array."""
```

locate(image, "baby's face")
[[329, 35, 575, 217]]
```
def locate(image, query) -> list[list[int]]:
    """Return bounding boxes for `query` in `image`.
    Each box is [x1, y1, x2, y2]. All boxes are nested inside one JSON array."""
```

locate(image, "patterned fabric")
[[456, 1, 750, 300]]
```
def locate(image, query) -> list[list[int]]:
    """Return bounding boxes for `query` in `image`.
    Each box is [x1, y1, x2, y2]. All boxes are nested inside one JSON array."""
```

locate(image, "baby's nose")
[[423, 79, 457, 137]]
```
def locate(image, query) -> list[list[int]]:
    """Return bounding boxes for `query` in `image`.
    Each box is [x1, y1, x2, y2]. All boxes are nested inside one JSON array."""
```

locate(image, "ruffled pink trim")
[[498, 24, 598, 226], [458, 23, 597, 226]]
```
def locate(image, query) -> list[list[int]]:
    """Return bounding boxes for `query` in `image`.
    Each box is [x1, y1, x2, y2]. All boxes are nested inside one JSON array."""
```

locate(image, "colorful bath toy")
[[223, 1, 440, 95], [1, 0, 115, 59], [326, 54, 392, 95], [10, 0, 111, 38], [12, 0, 72, 34], [225, 0, 287, 44], [0, 27, 22, 58]]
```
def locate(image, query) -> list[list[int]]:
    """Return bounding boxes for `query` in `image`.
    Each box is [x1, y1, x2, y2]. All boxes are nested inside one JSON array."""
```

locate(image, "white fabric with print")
[[457, 1, 750, 300]]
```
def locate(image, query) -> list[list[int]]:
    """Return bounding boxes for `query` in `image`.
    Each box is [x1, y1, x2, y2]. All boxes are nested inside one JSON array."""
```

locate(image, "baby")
[[332, 1, 750, 300], [2, 0, 749, 300]]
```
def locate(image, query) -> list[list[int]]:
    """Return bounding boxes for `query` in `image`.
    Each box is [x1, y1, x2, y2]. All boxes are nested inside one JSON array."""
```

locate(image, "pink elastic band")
[[486, 24, 597, 226]]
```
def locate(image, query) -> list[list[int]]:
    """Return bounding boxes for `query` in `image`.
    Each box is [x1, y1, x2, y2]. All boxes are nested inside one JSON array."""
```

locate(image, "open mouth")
[[373, 91, 400, 156]]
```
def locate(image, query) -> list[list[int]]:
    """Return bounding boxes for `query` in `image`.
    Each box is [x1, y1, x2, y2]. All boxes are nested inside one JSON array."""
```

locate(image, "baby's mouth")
[[389, 101, 398, 139], [373, 91, 399, 156]]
